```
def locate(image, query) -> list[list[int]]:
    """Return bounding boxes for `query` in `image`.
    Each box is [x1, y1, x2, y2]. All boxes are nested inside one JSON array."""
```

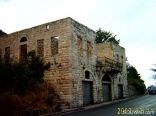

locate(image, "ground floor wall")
[[70, 65, 99, 107], [44, 66, 128, 108], [69, 69, 128, 107]]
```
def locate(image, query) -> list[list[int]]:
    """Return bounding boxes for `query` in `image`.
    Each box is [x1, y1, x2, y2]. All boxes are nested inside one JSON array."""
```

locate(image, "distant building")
[[0, 17, 128, 108]]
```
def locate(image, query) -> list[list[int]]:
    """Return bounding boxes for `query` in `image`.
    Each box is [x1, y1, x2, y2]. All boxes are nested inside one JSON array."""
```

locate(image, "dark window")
[[0, 48, 2, 62], [20, 37, 27, 42], [116, 54, 119, 61], [20, 44, 27, 62], [119, 78, 121, 82], [85, 71, 90, 79], [37, 39, 44, 58], [102, 73, 111, 82], [51, 37, 58, 56], [4, 47, 10, 63]]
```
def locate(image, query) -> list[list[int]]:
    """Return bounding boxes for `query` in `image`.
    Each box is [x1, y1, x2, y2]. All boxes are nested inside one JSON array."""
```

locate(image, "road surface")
[[62, 95, 156, 116]]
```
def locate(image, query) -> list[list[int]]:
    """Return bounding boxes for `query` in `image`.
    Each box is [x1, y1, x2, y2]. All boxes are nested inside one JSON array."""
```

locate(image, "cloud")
[[0, 0, 10, 2], [0, 0, 97, 33], [0, 1, 17, 32]]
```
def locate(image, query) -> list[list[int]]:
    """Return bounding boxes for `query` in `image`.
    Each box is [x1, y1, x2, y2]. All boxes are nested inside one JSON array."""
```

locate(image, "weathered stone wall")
[[112, 43, 128, 98], [96, 42, 128, 101], [96, 43, 113, 60], [68, 18, 97, 107], [0, 17, 128, 108], [0, 17, 72, 105]]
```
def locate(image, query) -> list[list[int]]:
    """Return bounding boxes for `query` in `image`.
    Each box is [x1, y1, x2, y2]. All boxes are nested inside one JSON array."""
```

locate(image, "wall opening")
[[85, 71, 90, 79], [51, 37, 58, 56], [4, 47, 10, 63], [37, 39, 44, 58], [20, 44, 27, 62]]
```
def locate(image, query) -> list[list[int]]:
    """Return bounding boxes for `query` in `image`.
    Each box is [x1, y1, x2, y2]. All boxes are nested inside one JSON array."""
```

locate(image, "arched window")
[[102, 73, 111, 82], [85, 71, 90, 79], [20, 37, 27, 42]]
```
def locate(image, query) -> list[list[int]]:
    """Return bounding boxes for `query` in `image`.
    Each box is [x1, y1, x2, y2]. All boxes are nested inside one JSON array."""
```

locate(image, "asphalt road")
[[62, 95, 156, 116]]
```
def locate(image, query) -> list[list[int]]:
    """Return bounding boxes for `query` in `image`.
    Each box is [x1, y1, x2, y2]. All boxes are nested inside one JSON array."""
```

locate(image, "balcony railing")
[[96, 57, 123, 72]]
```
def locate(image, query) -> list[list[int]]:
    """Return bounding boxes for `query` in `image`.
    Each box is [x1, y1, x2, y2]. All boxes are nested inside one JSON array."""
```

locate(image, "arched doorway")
[[102, 73, 112, 102]]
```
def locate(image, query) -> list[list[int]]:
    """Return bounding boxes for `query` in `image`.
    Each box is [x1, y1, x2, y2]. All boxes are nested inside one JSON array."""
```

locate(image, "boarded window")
[[20, 44, 27, 62], [4, 47, 10, 63], [51, 37, 58, 56], [77, 36, 83, 56], [37, 39, 44, 58]]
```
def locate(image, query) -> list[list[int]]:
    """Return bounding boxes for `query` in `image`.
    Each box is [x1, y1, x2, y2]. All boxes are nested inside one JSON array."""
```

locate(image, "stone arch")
[[101, 72, 112, 82], [19, 34, 29, 43], [20, 37, 27, 42]]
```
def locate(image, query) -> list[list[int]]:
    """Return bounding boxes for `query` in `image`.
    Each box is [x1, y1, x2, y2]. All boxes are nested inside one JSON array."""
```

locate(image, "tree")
[[0, 30, 7, 37], [127, 65, 146, 94], [95, 28, 120, 44], [151, 64, 156, 79]]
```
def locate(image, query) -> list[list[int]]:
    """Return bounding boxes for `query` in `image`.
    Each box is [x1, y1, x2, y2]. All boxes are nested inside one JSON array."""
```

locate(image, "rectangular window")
[[37, 39, 44, 58], [51, 37, 58, 56], [4, 47, 10, 63], [20, 44, 27, 62]]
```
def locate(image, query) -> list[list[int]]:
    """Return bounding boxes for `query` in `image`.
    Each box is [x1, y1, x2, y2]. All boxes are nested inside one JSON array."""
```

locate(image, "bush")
[[0, 51, 50, 93]]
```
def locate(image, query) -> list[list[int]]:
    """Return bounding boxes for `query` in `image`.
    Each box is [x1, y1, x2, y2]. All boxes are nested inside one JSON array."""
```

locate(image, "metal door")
[[82, 81, 93, 105], [102, 83, 111, 102], [118, 84, 123, 99]]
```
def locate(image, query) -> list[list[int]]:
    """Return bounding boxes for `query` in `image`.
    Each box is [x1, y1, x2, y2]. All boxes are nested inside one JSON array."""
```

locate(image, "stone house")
[[0, 17, 128, 108]]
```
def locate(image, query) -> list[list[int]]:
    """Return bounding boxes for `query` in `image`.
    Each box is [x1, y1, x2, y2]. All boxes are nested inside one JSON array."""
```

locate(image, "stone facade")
[[0, 17, 128, 108], [96, 43, 128, 101]]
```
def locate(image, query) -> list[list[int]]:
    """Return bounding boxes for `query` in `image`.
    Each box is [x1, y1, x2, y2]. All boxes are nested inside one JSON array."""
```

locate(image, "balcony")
[[96, 57, 122, 73]]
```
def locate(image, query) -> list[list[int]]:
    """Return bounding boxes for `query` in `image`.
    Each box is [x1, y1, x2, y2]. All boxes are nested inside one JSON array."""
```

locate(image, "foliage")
[[95, 28, 120, 44], [0, 51, 67, 115], [0, 83, 54, 116], [150, 64, 156, 79], [127, 65, 146, 94], [0, 30, 7, 37], [0, 50, 50, 93]]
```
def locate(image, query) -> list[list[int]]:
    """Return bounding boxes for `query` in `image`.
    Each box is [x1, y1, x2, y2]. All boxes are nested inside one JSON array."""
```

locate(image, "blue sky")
[[0, 0, 156, 86]]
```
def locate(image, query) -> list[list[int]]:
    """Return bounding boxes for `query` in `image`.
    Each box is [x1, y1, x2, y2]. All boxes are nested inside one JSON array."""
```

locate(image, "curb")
[[40, 96, 142, 116]]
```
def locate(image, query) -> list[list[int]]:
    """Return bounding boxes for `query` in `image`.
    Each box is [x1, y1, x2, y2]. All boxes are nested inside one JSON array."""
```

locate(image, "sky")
[[0, 0, 156, 86]]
